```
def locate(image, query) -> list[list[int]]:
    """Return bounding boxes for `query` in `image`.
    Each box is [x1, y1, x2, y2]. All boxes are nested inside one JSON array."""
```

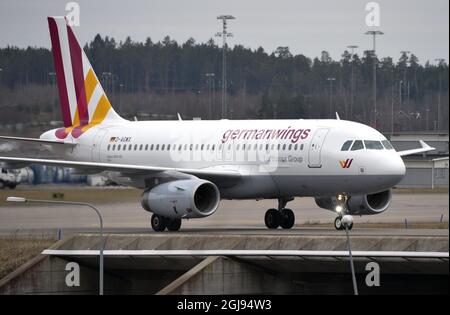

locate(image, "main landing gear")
[[264, 197, 295, 229], [333, 194, 353, 231], [151, 214, 182, 232]]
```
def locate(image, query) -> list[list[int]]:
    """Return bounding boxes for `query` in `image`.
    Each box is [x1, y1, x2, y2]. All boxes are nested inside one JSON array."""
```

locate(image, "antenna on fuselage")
[[177, 113, 183, 121], [335, 112, 341, 120]]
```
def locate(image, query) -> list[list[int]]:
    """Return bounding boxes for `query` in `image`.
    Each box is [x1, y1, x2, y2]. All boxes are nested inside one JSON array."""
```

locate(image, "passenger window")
[[167, 144, 171, 150], [117, 144, 121, 150], [364, 140, 383, 150], [128, 144, 132, 150], [300, 144, 304, 150], [156, 144, 159, 151], [351, 140, 364, 151], [139, 144, 143, 151], [288, 144, 292, 150], [161, 144, 165, 151], [112, 145, 116, 151], [294, 144, 298, 150], [107, 144, 111, 151], [341, 140, 353, 151], [382, 140, 394, 150], [212, 144, 215, 150], [145, 144, 148, 151]]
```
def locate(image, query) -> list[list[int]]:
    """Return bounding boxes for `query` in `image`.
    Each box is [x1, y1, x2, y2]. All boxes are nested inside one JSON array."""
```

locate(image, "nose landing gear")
[[333, 193, 353, 230], [264, 197, 295, 229]]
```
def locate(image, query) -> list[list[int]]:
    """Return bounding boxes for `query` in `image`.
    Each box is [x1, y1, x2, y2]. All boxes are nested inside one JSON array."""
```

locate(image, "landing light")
[[335, 205, 344, 214]]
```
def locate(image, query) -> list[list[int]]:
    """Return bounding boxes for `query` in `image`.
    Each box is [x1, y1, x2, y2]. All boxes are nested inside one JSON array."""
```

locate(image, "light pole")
[[205, 73, 215, 119], [400, 51, 411, 109], [6, 197, 105, 295], [347, 45, 358, 120], [342, 215, 358, 295], [435, 59, 445, 132], [48, 72, 57, 121], [216, 15, 235, 119], [327, 77, 336, 118], [365, 31, 384, 128]]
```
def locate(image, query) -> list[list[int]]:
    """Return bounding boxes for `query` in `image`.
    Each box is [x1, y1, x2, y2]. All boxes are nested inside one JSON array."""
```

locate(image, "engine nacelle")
[[315, 189, 392, 215], [141, 179, 220, 219]]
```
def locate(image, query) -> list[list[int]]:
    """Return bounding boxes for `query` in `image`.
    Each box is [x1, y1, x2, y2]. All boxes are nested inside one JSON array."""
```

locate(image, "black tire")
[[0, 181, 4, 189], [8, 184, 17, 190], [334, 217, 344, 230], [264, 208, 280, 229], [280, 208, 295, 229], [167, 218, 182, 231], [151, 214, 167, 232]]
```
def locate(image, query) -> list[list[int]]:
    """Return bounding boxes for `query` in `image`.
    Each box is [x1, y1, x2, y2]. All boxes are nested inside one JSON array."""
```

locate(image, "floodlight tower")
[[216, 15, 235, 119], [365, 31, 384, 128], [435, 58, 445, 131]]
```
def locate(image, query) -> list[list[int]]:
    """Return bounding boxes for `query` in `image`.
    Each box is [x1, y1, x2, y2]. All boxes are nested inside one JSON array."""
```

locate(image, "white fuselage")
[[41, 119, 406, 199]]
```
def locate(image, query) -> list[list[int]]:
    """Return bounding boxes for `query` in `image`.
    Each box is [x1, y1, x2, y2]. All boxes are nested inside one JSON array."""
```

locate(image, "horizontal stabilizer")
[[397, 140, 435, 157], [0, 136, 76, 146]]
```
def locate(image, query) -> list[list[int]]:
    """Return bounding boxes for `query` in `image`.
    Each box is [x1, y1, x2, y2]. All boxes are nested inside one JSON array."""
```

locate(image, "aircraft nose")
[[386, 153, 406, 185]]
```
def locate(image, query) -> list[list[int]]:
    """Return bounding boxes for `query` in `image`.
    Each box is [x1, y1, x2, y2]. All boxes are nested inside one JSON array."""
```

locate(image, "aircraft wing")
[[397, 140, 435, 157], [0, 136, 76, 146], [0, 156, 241, 186]]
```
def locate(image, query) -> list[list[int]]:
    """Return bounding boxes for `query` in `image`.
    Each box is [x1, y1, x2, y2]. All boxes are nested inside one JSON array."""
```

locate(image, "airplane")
[[0, 17, 435, 232]]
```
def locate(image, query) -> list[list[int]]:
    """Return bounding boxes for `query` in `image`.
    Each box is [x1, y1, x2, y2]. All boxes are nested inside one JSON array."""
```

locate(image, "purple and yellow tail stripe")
[[48, 16, 121, 140], [55, 69, 112, 139]]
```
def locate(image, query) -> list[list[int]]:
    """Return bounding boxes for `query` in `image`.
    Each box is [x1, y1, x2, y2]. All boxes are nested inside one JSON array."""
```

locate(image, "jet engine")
[[141, 179, 220, 219], [315, 189, 392, 215]]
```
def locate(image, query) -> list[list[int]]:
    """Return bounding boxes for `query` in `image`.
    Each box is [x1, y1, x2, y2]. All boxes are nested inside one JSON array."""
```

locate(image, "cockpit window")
[[382, 140, 394, 150], [364, 140, 384, 150], [341, 140, 353, 151], [350, 140, 364, 151]]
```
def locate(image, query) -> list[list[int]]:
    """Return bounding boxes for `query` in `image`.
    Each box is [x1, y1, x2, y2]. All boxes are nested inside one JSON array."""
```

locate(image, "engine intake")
[[141, 179, 220, 219], [315, 189, 392, 215]]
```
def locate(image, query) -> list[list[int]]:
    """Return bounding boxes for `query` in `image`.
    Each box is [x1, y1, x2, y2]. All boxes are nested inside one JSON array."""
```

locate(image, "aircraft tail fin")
[[47, 16, 124, 139]]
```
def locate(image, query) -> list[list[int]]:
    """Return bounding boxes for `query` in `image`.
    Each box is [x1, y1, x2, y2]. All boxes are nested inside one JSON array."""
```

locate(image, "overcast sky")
[[0, 0, 448, 64]]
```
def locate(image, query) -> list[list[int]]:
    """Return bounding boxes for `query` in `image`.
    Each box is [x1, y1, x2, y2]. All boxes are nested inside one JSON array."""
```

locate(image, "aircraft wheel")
[[265, 208, 280, 229], [279, 208, 295, 229], [334, 216, 344, 230], [167, 218, 182, 232], [151, 214, 167, 232]]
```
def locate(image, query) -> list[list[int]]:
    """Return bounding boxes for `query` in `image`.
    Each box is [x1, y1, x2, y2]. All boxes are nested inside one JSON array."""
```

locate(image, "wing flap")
[[0, 156, 241, 181]]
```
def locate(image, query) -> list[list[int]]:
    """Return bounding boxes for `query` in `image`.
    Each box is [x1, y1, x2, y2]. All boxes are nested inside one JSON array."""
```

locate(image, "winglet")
[[335, 112, 340, 120]]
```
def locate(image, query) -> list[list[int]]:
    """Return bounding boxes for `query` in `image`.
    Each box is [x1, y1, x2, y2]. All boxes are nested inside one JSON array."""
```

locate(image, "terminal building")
[[387, 132, 449, 189]]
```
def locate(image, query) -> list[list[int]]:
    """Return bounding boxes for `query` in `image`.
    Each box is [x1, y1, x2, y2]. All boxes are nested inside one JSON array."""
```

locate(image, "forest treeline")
[[0, 34, 448, 132]]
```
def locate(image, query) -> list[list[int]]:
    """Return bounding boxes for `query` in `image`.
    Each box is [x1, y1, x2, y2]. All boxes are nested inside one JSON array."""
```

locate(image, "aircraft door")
[[308, 128, 329, 168]]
